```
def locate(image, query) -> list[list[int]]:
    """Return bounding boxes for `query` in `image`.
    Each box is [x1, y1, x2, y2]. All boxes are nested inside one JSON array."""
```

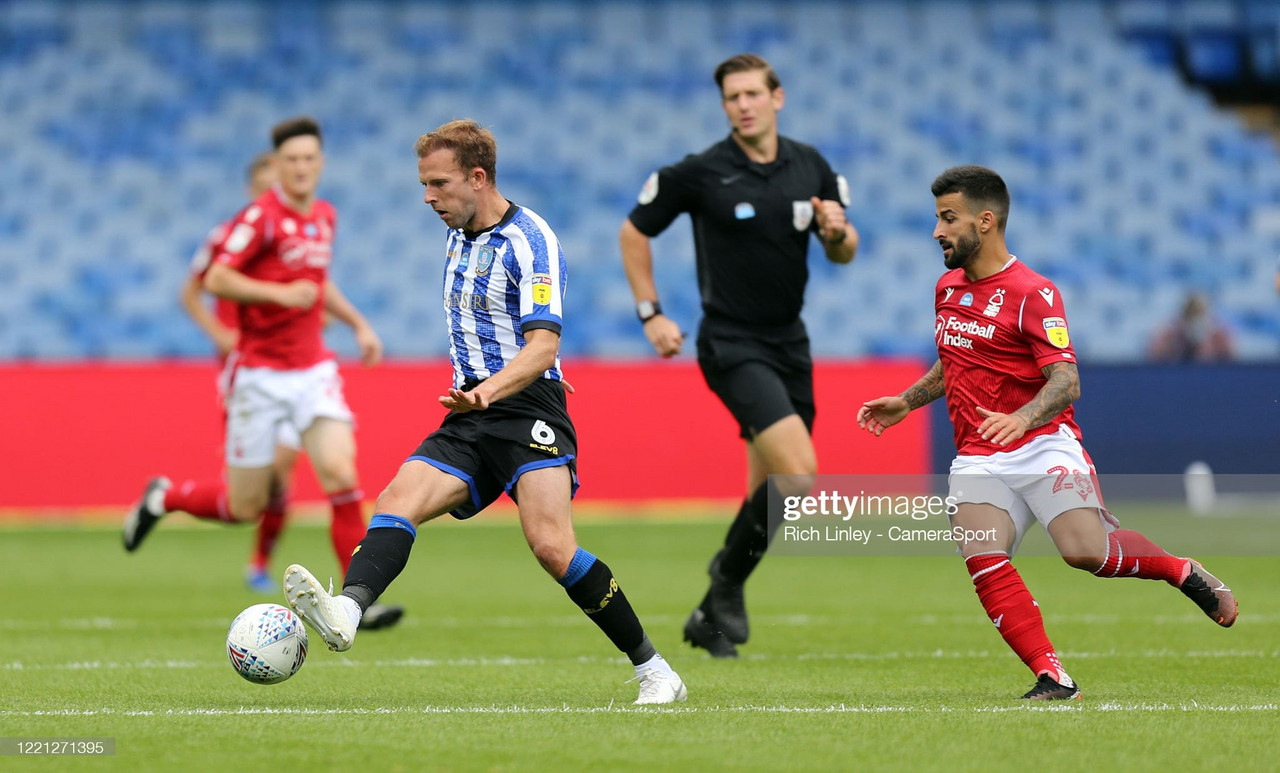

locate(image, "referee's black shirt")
[[627, 134, 849, 328]]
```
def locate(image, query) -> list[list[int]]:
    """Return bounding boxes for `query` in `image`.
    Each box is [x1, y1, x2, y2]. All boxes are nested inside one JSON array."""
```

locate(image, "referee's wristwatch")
[[636, 300, 663, 323]]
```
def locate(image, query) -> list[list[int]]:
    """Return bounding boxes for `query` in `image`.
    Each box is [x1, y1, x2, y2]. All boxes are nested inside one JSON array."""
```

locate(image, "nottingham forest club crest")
[[474, 244, 496, 277]]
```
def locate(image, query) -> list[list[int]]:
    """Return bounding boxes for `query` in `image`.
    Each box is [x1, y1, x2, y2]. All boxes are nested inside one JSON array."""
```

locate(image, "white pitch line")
[[2, 702, 1275, 718], [5, 648, 1277, 673], [9, 610, 1277, 633]]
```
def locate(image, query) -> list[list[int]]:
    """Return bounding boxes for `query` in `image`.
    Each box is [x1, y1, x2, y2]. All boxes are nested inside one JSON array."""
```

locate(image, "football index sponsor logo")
[[734, 202, 756, 220], [936, 314, 996, 350], [959, 292, 974, 307], [280, 237, 332, 269]]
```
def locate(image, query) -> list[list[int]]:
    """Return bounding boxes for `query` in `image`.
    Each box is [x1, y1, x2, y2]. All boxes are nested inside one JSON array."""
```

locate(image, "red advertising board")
[[0, 359, 929, 509]]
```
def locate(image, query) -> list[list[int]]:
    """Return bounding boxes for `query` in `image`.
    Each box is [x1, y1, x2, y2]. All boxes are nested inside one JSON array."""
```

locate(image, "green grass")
[[2, 507, 1277, 772]]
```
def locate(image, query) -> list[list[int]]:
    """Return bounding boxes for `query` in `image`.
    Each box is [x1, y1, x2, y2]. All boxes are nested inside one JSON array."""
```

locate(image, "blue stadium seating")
[[0, 0, 1277, 362]]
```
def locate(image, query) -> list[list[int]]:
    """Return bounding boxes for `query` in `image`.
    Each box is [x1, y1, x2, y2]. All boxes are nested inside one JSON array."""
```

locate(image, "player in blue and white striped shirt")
[[441, 203, 566, 388], [283, 120, 686, 705]]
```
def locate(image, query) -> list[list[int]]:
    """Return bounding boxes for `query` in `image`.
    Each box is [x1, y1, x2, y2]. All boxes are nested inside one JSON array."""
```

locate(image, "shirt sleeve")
[[817, 150, 851, 210], [1018, 281, 1077, 369], [510, 224, 564, 336], [212, 203, 269, 271], [809, 151, 851, 238], [187, 224, 223, 278], [625, 156, 700, 237]]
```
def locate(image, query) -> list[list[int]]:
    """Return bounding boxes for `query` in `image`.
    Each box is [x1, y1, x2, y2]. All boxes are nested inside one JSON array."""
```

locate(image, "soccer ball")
[[226, 603, 308, 684]]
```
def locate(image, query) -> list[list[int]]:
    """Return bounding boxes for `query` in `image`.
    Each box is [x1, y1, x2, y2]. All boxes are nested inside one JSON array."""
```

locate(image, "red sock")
[[1093, 529, 1191, 585], [328, 488, 366, 576], [966, 552, 1066, 681], [164, 479, 233, 522], [251, 492, 289, 570]]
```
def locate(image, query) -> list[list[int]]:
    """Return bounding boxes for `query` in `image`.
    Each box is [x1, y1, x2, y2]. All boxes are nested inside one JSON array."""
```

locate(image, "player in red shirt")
[[178, 151, 300, 594], [125, 117, 402, 629], [858, 166, 1237, 700]]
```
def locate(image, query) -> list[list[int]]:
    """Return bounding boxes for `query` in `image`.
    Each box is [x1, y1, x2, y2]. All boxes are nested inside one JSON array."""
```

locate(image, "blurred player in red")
[[857, 165, 1237, 700], [179, 151, 300, 594], [125, 117, 402, 629]]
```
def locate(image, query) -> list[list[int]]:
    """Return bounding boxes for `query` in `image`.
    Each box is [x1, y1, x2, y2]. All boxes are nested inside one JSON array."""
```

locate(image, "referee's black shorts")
[[696, 316, 815, 440], [407, 378, 579, 519]]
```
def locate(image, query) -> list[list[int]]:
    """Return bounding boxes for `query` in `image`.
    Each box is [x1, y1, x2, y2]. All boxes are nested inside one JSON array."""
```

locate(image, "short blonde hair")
[[415, 119, 497, 183]]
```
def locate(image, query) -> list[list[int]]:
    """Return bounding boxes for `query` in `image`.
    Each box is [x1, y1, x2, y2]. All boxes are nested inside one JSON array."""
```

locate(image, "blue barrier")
[[928, 364, 1280, 474]]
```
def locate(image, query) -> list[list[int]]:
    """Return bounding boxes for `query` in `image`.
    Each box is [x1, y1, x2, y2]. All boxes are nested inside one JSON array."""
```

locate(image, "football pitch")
[[3, 506, 1276, 772]]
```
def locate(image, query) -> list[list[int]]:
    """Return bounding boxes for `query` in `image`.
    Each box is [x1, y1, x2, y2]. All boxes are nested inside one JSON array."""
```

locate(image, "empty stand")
[[0, 0, 1276, 361]]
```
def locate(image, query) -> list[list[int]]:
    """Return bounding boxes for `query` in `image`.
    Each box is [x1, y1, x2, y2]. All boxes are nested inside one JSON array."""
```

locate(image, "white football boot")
[[632, 664, 688, 705], [283, 564, 358, 652]]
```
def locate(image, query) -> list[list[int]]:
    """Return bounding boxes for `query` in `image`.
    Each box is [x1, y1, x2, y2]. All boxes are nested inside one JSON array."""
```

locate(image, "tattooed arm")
[[901, 359, 947, 410], [975, 361, 1080, 446], [857, 360, 945, 437]]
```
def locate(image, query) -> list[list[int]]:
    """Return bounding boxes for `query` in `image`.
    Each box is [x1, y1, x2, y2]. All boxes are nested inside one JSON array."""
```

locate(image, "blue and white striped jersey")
[[441, 203, 566, 387]]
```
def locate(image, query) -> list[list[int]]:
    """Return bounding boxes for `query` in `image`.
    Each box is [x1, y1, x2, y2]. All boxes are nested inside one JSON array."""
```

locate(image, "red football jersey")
[[212, 186, 335, 370], [934, 257, 1082, 455], [188, 220, 241, 340]]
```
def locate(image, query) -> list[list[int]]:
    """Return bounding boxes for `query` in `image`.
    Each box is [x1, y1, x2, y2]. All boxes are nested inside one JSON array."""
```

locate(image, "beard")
[[942, 227, 981, 270]]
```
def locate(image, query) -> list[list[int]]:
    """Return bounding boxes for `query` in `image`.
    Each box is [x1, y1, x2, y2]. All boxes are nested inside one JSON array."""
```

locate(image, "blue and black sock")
[[560, 547, 655, 666], [341, 514, 416, 612]]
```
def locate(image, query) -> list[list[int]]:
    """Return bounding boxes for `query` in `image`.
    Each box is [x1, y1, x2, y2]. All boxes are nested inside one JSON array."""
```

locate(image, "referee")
[[620, 53, 858, 658]]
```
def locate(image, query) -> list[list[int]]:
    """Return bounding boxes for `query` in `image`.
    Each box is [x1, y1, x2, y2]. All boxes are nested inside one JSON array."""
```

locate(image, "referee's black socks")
[[559, 548, 655, 666], [341, 514, 416, 612], [717, 482, 777, 584]]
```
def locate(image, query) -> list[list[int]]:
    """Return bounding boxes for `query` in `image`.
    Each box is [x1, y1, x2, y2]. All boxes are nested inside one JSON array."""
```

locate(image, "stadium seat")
[[0, 0, 1277, 362]]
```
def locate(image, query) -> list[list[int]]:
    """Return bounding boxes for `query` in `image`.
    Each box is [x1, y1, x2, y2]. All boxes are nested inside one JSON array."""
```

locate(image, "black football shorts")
[[697, 317, 816, 440], [407, 378, 579, 519]]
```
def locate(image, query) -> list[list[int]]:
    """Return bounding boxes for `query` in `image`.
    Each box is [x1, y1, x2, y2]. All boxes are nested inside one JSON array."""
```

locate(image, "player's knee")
[[960, 539, 1007, 559], [226, 496, 267, 523], [528, 537, 574, 578], [1062, 553, 1105, 572], [772, 471, 816, 499], [373, 484, 414, 523], [314, 460, 358, 494]]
